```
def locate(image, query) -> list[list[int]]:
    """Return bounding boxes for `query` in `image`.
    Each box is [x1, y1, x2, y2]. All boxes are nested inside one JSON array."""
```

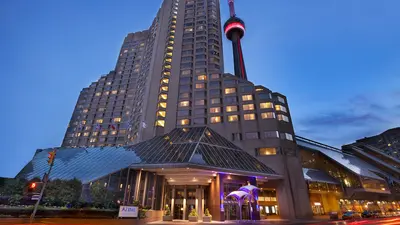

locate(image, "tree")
[[42, 178, 82, 207], [0, 178, 27, 196], [90, 181, 114, 208]]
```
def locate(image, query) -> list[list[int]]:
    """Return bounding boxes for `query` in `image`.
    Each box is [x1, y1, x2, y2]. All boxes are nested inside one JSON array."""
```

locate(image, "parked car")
[[342, 211, 361, 220], [361, 210, 374, 218]]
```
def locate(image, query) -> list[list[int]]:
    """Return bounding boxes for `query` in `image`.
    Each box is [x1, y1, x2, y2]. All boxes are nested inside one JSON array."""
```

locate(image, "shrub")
[[204, 208, 211, 217], [164, 205, 171, 216], [189, 208, 198, 217]]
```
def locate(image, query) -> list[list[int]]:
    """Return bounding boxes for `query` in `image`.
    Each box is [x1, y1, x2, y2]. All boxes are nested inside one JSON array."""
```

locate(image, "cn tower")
[[224, 0, 247, 80]]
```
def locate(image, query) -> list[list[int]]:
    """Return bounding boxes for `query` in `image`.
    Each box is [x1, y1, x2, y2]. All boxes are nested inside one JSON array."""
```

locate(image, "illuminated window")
[[92, 132, 98, 136], [104, 91, 110, 95], [258, 148, 277, 156], [211, 74, 220, 79], [106, 81, 112, 85], [114, 117, 122, 123], [185, 28, 193, 32], [210, 116, 221, 124], [178, 119, 190, 125], [164, 65, 172, 69], [159, 94, 168, 100], [277, 114, 289, 122], [210, 107, 221, 113], [244, 114, 256, 121], [197, 75, 207, 80], [89, 138, 97, 143], [101, 130, 108, 136], [119, 130, 126, 135], [225, 88, 236, 94], [242, 95, 253, 101], [156, 120, 165, 127], [96, 119, 103, 124], [256, 88, 264, 92], [228, 115, 239, 122], [83, 132, 89, 137], [159, 102, 167, 108], [161, 78, 169, 84], [260, 102, 273, 109], [226, 105, 238, 112], [95, 92, 101, 96], [97, 108, 104, 112], [157, 111, 166, 117], [195, 83, 205, 89], [111, 130, 117, 135], [243, 104, 255, 111], [111, 90, 118, 95], [179, 101, 190, 107], [160, 86, 169, 92], [165, 58, 172, 63], [83, 109, 88, 113], [81, 120, 87, 125], [275, 105, 287, 113], [75, 133, 81, 137], [261, 112, 276, 119], [163, 71, 171, 76]]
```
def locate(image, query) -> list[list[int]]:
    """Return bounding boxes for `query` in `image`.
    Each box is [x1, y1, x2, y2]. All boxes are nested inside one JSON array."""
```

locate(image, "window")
[[210, 89, 220, 95], [160, 86, 169, 92], [159, 94, 168, 100], [180, 92, 191, 98], [156, 120, 165, 127], [95, 92, 101, 96], [159, 102, 167, 108], [111, 130, 117, 135], [265, 131, 279, 138], [114, 117, 122, 123], [228, 115, 239, 122], [96, 119, 103, 124], [245, 132, 259, 139], [101, 130, 108, 136], [281, 133, 294, 141], [194, 109, 206, 115], [180, 77, 191, 84], [210, 107, 221, 113], [244, 113, 256, 121], [193, 118, 206, 124], [111, 90, 118, 94], [90, 138, 97, 143], [277, 114, 289, 122], [258, 148, 277, 156], [161, 78, 169, 84], [83, 109, 89, 113], [258, 93, 271, 99], [232, 133, 242, 141], [195, 91, 206, 98], [225, 88, 236, 94], [242, 95, 253, 101], [243, 104, 255, 111], [210, 74, 220, 79], [177, 110, 190, 116], [211, 98, 221, 104], [92, 132, 98, 136], [195, 99, 205, 105], [178, 119, 190, 125], [179, 101, 190, 107], [209, 81, 220, 88], [157, 111, 166, 117], [179, 85, 191, 92], [181, 70, 192, 75], [261, 112, 275, 119], [275, 105, 287, 113], [210, 116, 221, 123], [197, 75, 207, 80], [195, 83, 205, 89], [225, 96, 237, 104], [278, 96, 285, 103], [241, 86, 253, 92], [226, 105, 238, 112], [83, 132, 89, 137]]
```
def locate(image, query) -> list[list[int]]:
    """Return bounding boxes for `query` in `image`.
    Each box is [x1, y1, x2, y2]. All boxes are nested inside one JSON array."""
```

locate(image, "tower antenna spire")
[[228, 0, 236, 17]]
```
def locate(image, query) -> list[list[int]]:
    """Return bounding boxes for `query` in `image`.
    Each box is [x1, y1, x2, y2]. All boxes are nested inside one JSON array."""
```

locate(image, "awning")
[[303, 168, 340, 184]]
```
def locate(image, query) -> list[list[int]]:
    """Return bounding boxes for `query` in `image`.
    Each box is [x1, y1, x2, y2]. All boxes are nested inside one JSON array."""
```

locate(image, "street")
[[0, 217, 400, 225]]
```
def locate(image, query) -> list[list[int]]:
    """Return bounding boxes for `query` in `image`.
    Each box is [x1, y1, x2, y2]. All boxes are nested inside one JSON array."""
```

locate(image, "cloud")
[[295, 91, 400, 147]]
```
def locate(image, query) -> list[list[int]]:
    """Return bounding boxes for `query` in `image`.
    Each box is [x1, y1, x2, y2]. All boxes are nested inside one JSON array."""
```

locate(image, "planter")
[[163, 215, 173, 221], [203, 216, 212, 222], [188, 216, 198, 222]]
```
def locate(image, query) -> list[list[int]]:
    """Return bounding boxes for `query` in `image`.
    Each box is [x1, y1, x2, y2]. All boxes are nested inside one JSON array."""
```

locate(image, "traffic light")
[[28, 182, 37, 193], [47, 150, 56, 165], [30, 182, 36, 189]]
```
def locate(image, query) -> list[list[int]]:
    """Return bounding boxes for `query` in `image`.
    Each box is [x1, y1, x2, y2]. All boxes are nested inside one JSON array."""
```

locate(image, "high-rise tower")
[[223, 0, 247, 80]]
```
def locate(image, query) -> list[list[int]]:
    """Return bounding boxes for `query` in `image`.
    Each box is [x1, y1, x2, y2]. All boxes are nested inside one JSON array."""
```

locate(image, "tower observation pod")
[[224, 0, 248, 80]]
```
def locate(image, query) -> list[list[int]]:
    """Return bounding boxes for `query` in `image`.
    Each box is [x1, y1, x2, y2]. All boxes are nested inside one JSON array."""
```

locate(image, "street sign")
[[118, 206, 138, 218], [31, 195, 40, 201]]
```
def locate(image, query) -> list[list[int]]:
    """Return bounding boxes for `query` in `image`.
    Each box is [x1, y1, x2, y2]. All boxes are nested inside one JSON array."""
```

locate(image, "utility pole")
[[30, 149, 57, 223]]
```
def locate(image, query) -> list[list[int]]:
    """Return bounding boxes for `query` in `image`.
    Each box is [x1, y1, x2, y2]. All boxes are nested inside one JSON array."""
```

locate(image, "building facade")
[[355, 128, 400, 159]]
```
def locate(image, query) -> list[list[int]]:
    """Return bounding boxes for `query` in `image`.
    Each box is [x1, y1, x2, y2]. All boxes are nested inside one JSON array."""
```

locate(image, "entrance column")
[[134, 170, 142, 201], [196, 187, 203, 218], [171, 186, 175, 218], [142, 172, 149, 206], [183, 186, 187, 220]]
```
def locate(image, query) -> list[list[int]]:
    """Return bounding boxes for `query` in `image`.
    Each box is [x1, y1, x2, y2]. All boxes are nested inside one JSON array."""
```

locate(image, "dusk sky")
[[1, 0, 399, 178]]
